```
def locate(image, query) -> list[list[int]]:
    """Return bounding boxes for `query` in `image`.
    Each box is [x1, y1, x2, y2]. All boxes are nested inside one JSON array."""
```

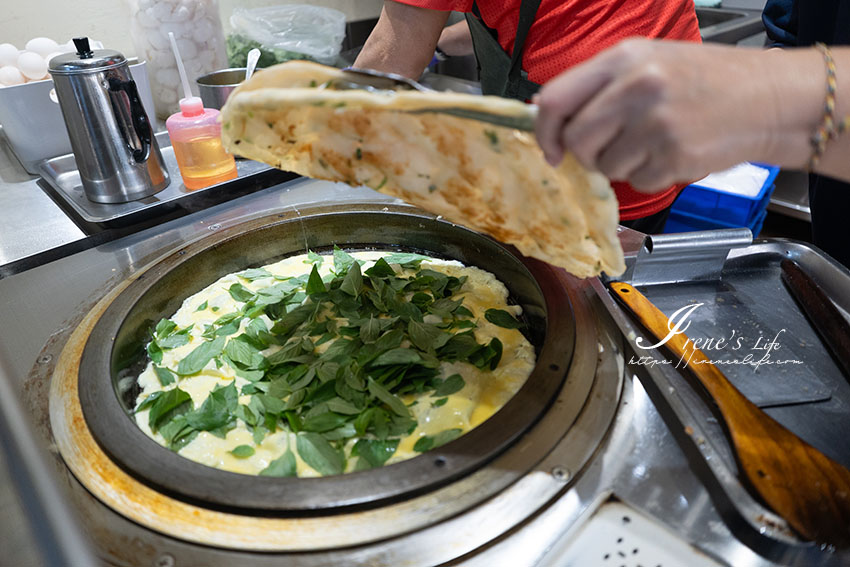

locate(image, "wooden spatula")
[[611, 281, 850, 547]]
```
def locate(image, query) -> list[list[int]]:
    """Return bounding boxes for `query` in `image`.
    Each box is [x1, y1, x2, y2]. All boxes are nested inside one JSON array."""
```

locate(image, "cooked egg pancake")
[[134, 250, 535, 477]]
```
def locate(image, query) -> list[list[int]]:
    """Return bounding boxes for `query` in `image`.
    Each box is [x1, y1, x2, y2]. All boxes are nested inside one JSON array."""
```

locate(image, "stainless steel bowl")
[[196, 68, 247, 109]]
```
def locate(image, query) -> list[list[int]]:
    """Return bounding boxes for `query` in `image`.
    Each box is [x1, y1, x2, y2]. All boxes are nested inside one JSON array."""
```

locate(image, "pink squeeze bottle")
[[165, 32, 237, 190]]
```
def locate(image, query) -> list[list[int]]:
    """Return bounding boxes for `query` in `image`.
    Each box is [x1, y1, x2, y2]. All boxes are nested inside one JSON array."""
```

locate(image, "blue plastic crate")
[[672, 163, 780, 225], [664, 203, 768, 237]]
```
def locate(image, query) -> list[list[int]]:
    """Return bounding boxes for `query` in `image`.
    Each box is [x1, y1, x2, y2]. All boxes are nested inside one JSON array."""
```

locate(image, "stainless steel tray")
[[38, 131, 290, 227], [594, 231, 850, 564]]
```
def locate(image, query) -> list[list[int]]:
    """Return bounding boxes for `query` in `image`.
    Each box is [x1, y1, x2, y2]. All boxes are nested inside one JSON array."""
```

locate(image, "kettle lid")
[[49, 37, 126, 74]]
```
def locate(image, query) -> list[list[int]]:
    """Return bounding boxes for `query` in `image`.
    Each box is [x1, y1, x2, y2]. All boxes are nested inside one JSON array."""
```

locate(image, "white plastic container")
[[0, 61, 155, 174]]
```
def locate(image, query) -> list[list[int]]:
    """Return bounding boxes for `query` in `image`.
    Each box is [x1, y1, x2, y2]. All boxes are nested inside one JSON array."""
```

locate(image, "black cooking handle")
[[109, 77, 151, 164]]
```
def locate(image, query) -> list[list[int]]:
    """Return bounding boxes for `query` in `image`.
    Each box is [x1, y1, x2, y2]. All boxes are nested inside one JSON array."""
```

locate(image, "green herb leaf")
[[196, 301, 208, 311], [340, 261, 363, 297], [372, 348, 422, 367], [484, 308, 522, 329], [413, 428, 463, 453], [228, 283, 256, 303], [408, 321, 450, 351], [306, 264, 326, 295], [230, 444, 255, 458], [147, 387, 192, 432], [176, 336, 226, 375], [367, 377, 410, 417], [296, 432, 344, 476], [185, 382, 237, 431], [353, 438, 399, 469], [238, 268, 273, 281], [224, 337, 265, 369], [365, 258, 395, 278], [333, 245, 356, 274], [259, 448, 297, 477], [305, 250, 324, 266], [155, 319, 177, 339], [153, 365, 175, 386], [432, 397, 448, 408], [432, 374, 465, 397], [359, 315, 381, 344]]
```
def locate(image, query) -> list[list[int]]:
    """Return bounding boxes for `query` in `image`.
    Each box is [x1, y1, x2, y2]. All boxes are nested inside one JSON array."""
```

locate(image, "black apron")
[[465, 0, 542, 100]]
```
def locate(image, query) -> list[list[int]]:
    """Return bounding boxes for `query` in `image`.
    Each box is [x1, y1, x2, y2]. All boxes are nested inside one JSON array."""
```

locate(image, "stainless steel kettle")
[[49, 37, 169, 204]]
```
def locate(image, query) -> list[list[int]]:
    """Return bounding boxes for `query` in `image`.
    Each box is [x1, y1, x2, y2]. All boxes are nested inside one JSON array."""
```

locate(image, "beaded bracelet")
[[810, 43, 850, 169]]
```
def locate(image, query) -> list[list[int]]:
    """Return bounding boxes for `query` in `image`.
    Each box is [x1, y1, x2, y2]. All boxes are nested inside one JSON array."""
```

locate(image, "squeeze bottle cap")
[[179, 96, 204, 117]]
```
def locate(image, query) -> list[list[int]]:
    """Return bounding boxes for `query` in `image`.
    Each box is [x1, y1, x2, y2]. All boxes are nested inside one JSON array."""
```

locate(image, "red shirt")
[[395, 0, 702, 220]]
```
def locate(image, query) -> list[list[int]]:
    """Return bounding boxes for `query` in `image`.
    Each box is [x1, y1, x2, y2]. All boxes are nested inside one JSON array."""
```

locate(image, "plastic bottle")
[[165, 31, 237, 190]]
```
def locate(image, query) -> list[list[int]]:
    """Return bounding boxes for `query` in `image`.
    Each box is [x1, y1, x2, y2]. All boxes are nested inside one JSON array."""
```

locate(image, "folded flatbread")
[[220, 61, 625, 278]]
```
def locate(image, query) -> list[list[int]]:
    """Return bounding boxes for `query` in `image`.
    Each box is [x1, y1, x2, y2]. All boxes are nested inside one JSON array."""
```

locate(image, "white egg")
[[17, 51, 48, 80], [0, 44, 18, 67], [0, 65, 25, 86], [25, 37, 59, 58]]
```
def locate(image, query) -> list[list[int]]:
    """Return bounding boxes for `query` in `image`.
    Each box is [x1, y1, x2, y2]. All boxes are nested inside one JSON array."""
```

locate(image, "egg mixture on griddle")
[[134, 249, 535, 477]]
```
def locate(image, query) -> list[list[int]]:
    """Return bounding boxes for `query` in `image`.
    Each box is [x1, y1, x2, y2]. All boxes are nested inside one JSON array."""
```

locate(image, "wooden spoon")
[[611, 281, 850, 547]]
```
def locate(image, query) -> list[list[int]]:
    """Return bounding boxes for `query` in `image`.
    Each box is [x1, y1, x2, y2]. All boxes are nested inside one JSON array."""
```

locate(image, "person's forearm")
[[354, 1, 450, 79], [438, 20, 474, 57], [534, 40, 850, 191], [763, 47, 850, 183]]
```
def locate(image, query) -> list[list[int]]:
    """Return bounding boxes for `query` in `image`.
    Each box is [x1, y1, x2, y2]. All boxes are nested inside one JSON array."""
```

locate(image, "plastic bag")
[[227, 5, 346, 68]]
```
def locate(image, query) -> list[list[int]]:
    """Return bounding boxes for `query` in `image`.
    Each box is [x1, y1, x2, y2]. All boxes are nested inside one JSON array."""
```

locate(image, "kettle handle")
[[108, 77, 152, 164]]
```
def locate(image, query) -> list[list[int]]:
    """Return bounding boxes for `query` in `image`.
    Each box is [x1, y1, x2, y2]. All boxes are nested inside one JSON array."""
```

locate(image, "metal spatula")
[[338, 67, 537, 131]]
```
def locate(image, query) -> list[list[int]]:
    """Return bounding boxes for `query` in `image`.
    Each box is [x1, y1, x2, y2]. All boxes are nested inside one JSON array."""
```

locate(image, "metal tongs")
[[339, 67, 537, 132]]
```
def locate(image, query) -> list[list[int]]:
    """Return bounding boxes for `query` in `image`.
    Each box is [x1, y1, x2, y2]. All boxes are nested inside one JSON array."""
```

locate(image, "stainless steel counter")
[[0, 128, 87, 271]]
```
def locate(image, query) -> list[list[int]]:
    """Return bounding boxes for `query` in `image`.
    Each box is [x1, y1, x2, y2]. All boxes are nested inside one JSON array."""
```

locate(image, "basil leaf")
[[367, 378, 410, 417], [147, 341, 163, 364], [230, 444, 255, 458], [469, 337, 503, 370], [158, 332, 190, 349], [340, 261, 363, 297], [333, 245, 356, 274], [306, 264, 326, 295], [296, 432, 344, 476], [365, 258, 395, 278], [382, 252, 429, 268], [301, 411, 349, 433], [372, 348, 422, 367], [238, 268, 273, 281], [154, 318, 177, 339], [359, 315, 381, 344], [256, 393, 287, 415], [305, 250, 324, 266], [235, 403, 259, 427], [147, 387, 192, 432], [484, 308, 522, 329], [354, 438, 399, 469], [195, 300, 208, 311], [213, 317, 242, 338], [455, 305, 474, 318], [186, 382, 237, 431], [153, 365, 175, 387], [224, 337, 265, 369], [408, 321, 450, 351], [432, 397, 448, 408], [228, 283, 256, 303], [176, 336, 226, 375], [432, 374, 465, 397], [271, 304, 315, 336], [413, 428, 463, 453], [326, 397, 361, 415], [259, 448, 297, 477]]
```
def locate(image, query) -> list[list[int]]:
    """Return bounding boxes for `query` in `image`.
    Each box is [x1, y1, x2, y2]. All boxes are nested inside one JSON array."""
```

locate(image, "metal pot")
[[49, 37, 169, 204]]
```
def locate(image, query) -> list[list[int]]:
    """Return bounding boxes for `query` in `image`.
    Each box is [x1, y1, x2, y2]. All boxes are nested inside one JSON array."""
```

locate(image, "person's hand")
[[534, 38, 816, 192]]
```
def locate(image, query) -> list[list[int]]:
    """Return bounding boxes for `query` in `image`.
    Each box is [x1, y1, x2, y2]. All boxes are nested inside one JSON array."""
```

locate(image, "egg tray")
[[76, 207, 577, 513]]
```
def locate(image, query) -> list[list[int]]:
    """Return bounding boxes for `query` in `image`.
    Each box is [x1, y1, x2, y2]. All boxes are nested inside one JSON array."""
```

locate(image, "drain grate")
[[547, 501, 724, 567]]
